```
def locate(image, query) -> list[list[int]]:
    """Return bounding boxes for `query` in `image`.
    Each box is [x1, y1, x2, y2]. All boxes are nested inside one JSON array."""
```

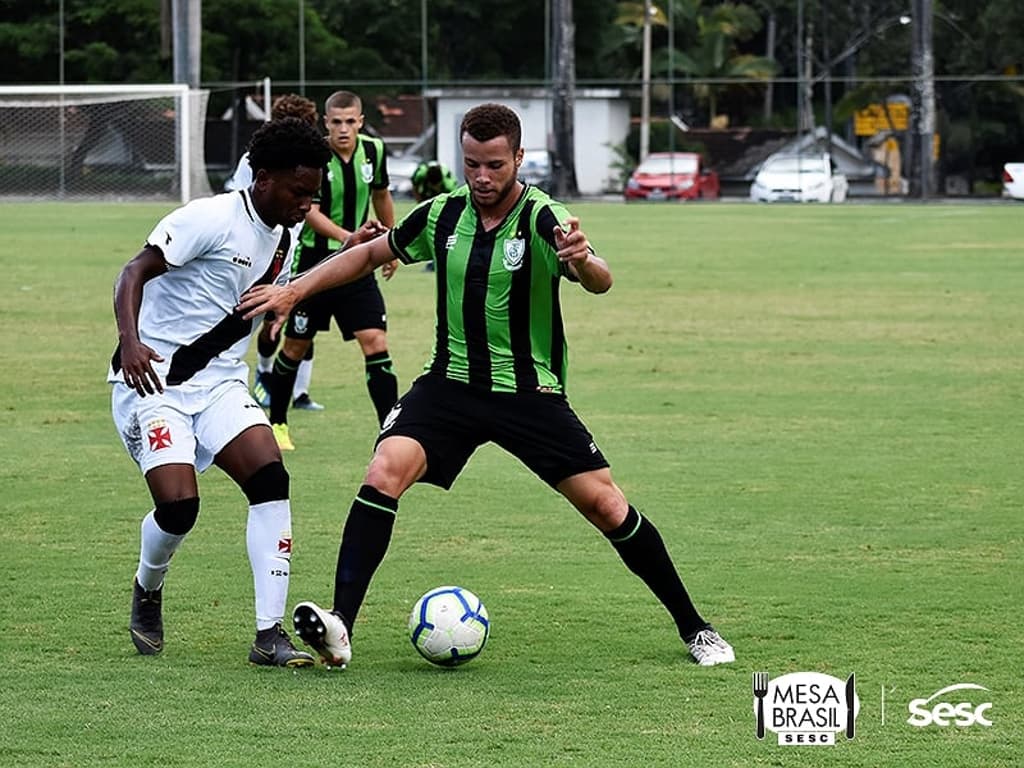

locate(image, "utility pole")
[[910, 0, 935, 198], [640, 0, 652, 162], [551, 0, 578, 198], [171, 0, 201, 89]]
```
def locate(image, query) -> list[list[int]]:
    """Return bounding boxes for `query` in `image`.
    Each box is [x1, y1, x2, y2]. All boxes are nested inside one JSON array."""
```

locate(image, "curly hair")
[[460, 103, 522, 153], [246, 117, 330, 173], [271, 93, 318, 126]]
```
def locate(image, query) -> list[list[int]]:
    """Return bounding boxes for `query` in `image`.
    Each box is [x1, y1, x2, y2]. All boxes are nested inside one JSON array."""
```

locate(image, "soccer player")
[[109, 117, 331, 667], [264, 89, 399, 451], [238, 103, 735, 668], [225, 93, 325, 413], [411, 159, 457, 202]]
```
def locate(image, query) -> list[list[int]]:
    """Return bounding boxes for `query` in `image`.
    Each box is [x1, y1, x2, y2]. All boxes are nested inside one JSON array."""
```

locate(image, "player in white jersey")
[[225, 93, 325, 412], [110, 117, 331, 667]]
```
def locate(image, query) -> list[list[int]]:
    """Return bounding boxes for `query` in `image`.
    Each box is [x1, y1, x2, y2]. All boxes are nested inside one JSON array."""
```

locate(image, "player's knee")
[[241, 461, 289, 504], [154, 497, 200, 535]]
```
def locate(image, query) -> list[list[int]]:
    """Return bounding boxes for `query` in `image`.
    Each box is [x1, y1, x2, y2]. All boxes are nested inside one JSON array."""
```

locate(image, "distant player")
[[109, 117, 330, 667], [225, 93, 326, 413], [411, 159, 457, 202], [264, 89, 400, 451]]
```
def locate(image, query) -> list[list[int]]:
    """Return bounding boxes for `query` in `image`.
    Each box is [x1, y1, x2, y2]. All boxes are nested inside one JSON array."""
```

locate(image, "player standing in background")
[[239, 103, 735, 668], [225, 93, 326, 413], [265, 90, 399, 451], [110, 118, 330, 667]]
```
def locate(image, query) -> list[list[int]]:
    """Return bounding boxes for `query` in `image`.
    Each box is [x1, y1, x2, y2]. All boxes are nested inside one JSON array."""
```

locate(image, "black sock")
[[269, 350, 301, 424], [333, 484, 397, 633], [257, 329, 278, 360], [364, 351, 398, 426], [605, 506, 708, 640]]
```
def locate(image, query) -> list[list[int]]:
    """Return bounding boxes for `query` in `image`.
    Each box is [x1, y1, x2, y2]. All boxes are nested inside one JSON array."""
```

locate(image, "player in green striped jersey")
[[264, 90, 399, 450], [240, 103, 734, 667]]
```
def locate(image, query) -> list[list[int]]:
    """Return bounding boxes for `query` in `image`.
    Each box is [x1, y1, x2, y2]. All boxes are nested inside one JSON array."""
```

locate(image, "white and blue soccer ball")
[[408, 585, 490, 667]]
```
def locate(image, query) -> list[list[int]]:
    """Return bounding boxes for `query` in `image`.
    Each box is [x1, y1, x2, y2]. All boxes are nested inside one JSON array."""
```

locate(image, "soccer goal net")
[[0, 84, 211, 203]]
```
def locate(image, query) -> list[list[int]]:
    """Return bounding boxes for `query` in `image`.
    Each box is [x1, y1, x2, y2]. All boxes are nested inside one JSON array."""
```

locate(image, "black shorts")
[[285, 274, 387, 341], [376, 373, 609, 489]]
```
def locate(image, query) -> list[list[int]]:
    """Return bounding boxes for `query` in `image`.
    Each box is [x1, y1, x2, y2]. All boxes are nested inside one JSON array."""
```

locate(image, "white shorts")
[[111, 379, 270, 475]]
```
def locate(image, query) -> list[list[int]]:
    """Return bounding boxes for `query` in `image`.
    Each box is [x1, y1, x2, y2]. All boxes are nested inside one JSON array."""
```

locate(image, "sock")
[[293, 358, 314, 400], [246, 499, 292, 631], [257, 329, 278, 374], [333, 484, 397, 632], [136, 510, 186, 591], [605, 506, 708, 639], [269, 350, 301, 424], [364, 351, 398, 426]]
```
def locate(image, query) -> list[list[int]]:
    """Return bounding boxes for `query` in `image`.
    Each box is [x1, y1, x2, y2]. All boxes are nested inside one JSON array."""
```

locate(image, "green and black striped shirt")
[[293, 134, 389, 272], [389, 184, 579, 395]]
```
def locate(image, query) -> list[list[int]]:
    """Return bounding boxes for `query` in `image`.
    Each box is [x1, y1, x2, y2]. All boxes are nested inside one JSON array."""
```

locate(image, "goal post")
[[0, 84, 212, 203]]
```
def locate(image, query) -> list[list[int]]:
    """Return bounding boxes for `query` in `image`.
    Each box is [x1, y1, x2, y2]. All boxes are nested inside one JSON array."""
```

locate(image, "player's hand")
[[381, 259, 400, 280], [554, 216, 590, 265], [119, 338, 165, 396], [346, 219, 388, 249], [238, 283, 299, 338]]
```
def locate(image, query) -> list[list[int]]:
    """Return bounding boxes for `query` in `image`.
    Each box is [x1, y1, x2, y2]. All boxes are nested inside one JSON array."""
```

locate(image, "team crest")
[[360, 161, 375, 184], [293, 312, 309, 334], [502, 238, 526, 271], [145, 419, 173, 451]]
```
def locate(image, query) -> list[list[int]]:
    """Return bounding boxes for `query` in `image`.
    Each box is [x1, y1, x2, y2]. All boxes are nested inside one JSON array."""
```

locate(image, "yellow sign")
[[854, 102, 910, 135]]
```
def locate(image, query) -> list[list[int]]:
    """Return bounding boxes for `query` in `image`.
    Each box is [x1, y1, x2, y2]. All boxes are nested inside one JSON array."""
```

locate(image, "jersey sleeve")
[[373, 140, 390, 191], [388, 200, 433, 264], [533, 201, 577, 280], [145, 197, 225, 269]]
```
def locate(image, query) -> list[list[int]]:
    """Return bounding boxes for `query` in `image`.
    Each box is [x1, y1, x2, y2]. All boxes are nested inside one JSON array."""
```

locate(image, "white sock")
[[136, 511, 186, 591], [257, 353, 273, 375], [293, 358, 314, 399], [246, 500, 292, 631]]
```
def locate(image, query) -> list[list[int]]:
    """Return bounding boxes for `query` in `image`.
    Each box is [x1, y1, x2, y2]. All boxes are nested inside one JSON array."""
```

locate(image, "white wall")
[[432, 90, 629, 196]]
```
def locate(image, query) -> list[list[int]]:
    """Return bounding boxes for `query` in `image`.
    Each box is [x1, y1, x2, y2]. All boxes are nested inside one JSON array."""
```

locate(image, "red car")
[[624, 152, 720, 201]]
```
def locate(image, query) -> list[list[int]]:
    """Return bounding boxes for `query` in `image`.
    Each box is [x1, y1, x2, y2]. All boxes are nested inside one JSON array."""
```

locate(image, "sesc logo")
[[906, 683, 993, 728]]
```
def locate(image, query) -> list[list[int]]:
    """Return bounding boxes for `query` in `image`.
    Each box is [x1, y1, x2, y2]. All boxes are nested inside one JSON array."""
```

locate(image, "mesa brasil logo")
[[753, 671, 859, 746]]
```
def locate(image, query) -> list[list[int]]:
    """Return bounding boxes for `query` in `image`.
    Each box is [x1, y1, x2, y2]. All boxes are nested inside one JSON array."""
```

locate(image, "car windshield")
[[638, 155, 699, 174], [765, 157, 828, 173]]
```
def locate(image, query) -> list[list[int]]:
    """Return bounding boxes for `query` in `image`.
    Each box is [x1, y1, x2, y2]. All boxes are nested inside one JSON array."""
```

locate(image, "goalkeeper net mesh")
[[0, 84, 211, 202]]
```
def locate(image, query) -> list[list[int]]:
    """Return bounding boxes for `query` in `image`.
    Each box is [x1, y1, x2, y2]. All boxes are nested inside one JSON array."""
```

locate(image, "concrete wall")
[[430, 89, 629, 196]]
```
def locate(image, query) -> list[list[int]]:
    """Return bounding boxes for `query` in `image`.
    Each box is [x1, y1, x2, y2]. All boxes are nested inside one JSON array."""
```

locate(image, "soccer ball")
[[408, 585, 490, 667]]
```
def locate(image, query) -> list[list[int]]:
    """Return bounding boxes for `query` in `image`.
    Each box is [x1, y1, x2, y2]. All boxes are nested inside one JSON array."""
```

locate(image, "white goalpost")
[[0, 84, 212, 203]]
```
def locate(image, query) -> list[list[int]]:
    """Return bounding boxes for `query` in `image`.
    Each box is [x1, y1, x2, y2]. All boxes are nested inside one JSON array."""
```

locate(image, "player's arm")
[[113, 246, 168, 395], [304, 202, 351, 243], [238, 229, 395, 332], [371, 186, 399, 279], [556, 217, 612, 294]]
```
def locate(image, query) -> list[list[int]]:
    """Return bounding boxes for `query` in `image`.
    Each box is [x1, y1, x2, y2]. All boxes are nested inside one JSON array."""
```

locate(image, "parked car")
[[520, 148, 552, 192], [624, 152, 720, 201], [1002, 163, 1024, 200], [750, 153, 849, 203]]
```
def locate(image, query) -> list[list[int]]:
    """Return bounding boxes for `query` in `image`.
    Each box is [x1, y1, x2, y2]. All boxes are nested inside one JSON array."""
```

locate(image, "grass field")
[[1, 199, 1022, 767]]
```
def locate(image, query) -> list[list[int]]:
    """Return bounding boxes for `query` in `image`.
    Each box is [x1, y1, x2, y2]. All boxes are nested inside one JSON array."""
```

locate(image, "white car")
[[750, 154, 849, 203], [1002, 163, 1024, 200]]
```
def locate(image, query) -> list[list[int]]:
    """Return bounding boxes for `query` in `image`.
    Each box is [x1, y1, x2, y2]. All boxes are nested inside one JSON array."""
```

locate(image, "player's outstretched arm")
[[238, 228, 395, 334]]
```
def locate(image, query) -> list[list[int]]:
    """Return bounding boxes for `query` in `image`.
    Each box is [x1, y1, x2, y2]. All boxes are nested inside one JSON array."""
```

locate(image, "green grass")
[[1, 200, 1022, 767]]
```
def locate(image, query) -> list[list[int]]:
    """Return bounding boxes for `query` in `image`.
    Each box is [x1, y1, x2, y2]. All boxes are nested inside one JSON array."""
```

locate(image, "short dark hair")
[[271, 93, 318, 126], [460, 103, 522, 153], [324, 90, 361, 113], [246, 117, 330, 173]]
